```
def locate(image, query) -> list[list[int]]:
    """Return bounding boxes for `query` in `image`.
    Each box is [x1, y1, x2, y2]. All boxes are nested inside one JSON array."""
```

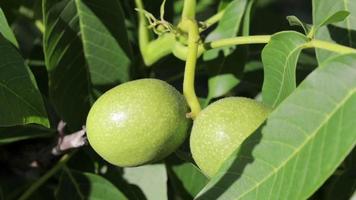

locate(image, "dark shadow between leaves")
[[166, 155, 195, 200], [327, 25, 356, 48], [197, 124, 264, 199]]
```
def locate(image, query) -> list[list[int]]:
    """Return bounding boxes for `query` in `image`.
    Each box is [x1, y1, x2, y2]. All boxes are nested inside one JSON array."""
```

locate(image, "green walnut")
[[86, 79, 190, 167], [190, 97, 271, 177]]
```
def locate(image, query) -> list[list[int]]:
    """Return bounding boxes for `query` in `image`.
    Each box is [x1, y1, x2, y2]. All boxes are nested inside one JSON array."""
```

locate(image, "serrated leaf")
[[196, 53, 356, 200], [203, 0, 247, 60], [286, 15, 312, 35], [123, 164, 167, 200], [43, 0, 90, 130], [168, 162, 208, 198], [0, 8, 18, 47], [75, 0, 132, 89], [56, 170, 127, 199], [0, 35, 49, 127], [262, 31, 309, 108], [43, 0, 131, 129], [313, 0, 356, 63], [206, 74, 240, 104]]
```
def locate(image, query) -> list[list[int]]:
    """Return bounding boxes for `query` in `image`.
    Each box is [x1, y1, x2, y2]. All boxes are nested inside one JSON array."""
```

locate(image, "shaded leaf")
[[286, 15, 312, 35], [262, 31, 309, 108], [0, 8, 18, 47], [43, 0, 90, 130], [75, 0, 132, 91], [123, 164, 167, 200], [196, 53, 356, 200], [56, 170, 127, 199], [43, 0, 131, 129], [313, 0, 356, 63], [0, 34, 49, 127], [0, 125, 55, 145]]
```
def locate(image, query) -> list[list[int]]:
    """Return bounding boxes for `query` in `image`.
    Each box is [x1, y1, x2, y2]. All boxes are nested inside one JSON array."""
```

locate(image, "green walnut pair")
[[86, 79, 271, 177]]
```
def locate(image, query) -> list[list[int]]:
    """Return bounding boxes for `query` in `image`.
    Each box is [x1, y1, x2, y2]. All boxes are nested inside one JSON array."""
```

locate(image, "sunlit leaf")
[[123, 164, 167, 200], [262, 31, 308, 108], [196, 53, 356, 200], [313, 0, 356, 63]]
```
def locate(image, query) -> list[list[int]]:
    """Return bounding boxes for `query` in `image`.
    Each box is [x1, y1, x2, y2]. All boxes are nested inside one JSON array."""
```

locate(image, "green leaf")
[[0, 35, 49, 127], [75, 0, 132, 89], [0, 125, 55, 145], [123, 164, 167, 200], [313, 0, 356, 63], [56, 170, 127, 199], [196, 53, 356, 200], [43, 0, 90, 129], [206, 74, 240, 105], [262, 31, 309, 108], [317, 10, 350, 28], [43, 0, 131, 129], [242, 0, 255, 36], [203, 0, 247, 60], [286, 15, 312, 35], [0, 8, 18, 47], [168, 162, 208, 198]]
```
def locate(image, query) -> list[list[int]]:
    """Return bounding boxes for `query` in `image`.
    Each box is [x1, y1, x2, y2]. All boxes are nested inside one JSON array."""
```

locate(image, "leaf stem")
[[306, 39, 356, 54], [174, 35, 356, 61], [18, 153, 73, 200], [202, 35, 271, 52], [135, 0, 150, 54], [144, 34, 176, 66], [183, 19, 201, 119], [200, 10, 225, 31], [182, 0, 196, 20]]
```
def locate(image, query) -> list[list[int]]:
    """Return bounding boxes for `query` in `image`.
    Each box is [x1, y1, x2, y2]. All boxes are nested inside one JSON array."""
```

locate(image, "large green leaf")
[[56, 170, 127, 199], [313, 0, 356, 63], [0, 35, 49, 127], [196, 53, 356, 199], [75, 0, 132, 89], [262, 31, 308, 108], [203, 0, 247, 60], [0, 8, 18, 47], [43, 0, 131, 129], [123, 164, 167, 200], [43, 0, 90, 129]]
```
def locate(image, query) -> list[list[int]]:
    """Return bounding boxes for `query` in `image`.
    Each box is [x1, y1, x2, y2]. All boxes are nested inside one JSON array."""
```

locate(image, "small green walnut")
[[190, 97, 271, 177], [86, 79, 190, 167]]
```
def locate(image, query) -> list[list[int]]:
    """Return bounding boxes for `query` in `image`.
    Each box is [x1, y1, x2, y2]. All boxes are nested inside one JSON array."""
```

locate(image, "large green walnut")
[[86, 79, 190, 167], [190, 97, 271, 177]]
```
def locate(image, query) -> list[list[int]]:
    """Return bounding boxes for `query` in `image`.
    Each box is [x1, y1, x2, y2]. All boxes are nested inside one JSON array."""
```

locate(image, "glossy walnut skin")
[[190, 97, 271, 177], [86, 79, 190, 167]]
